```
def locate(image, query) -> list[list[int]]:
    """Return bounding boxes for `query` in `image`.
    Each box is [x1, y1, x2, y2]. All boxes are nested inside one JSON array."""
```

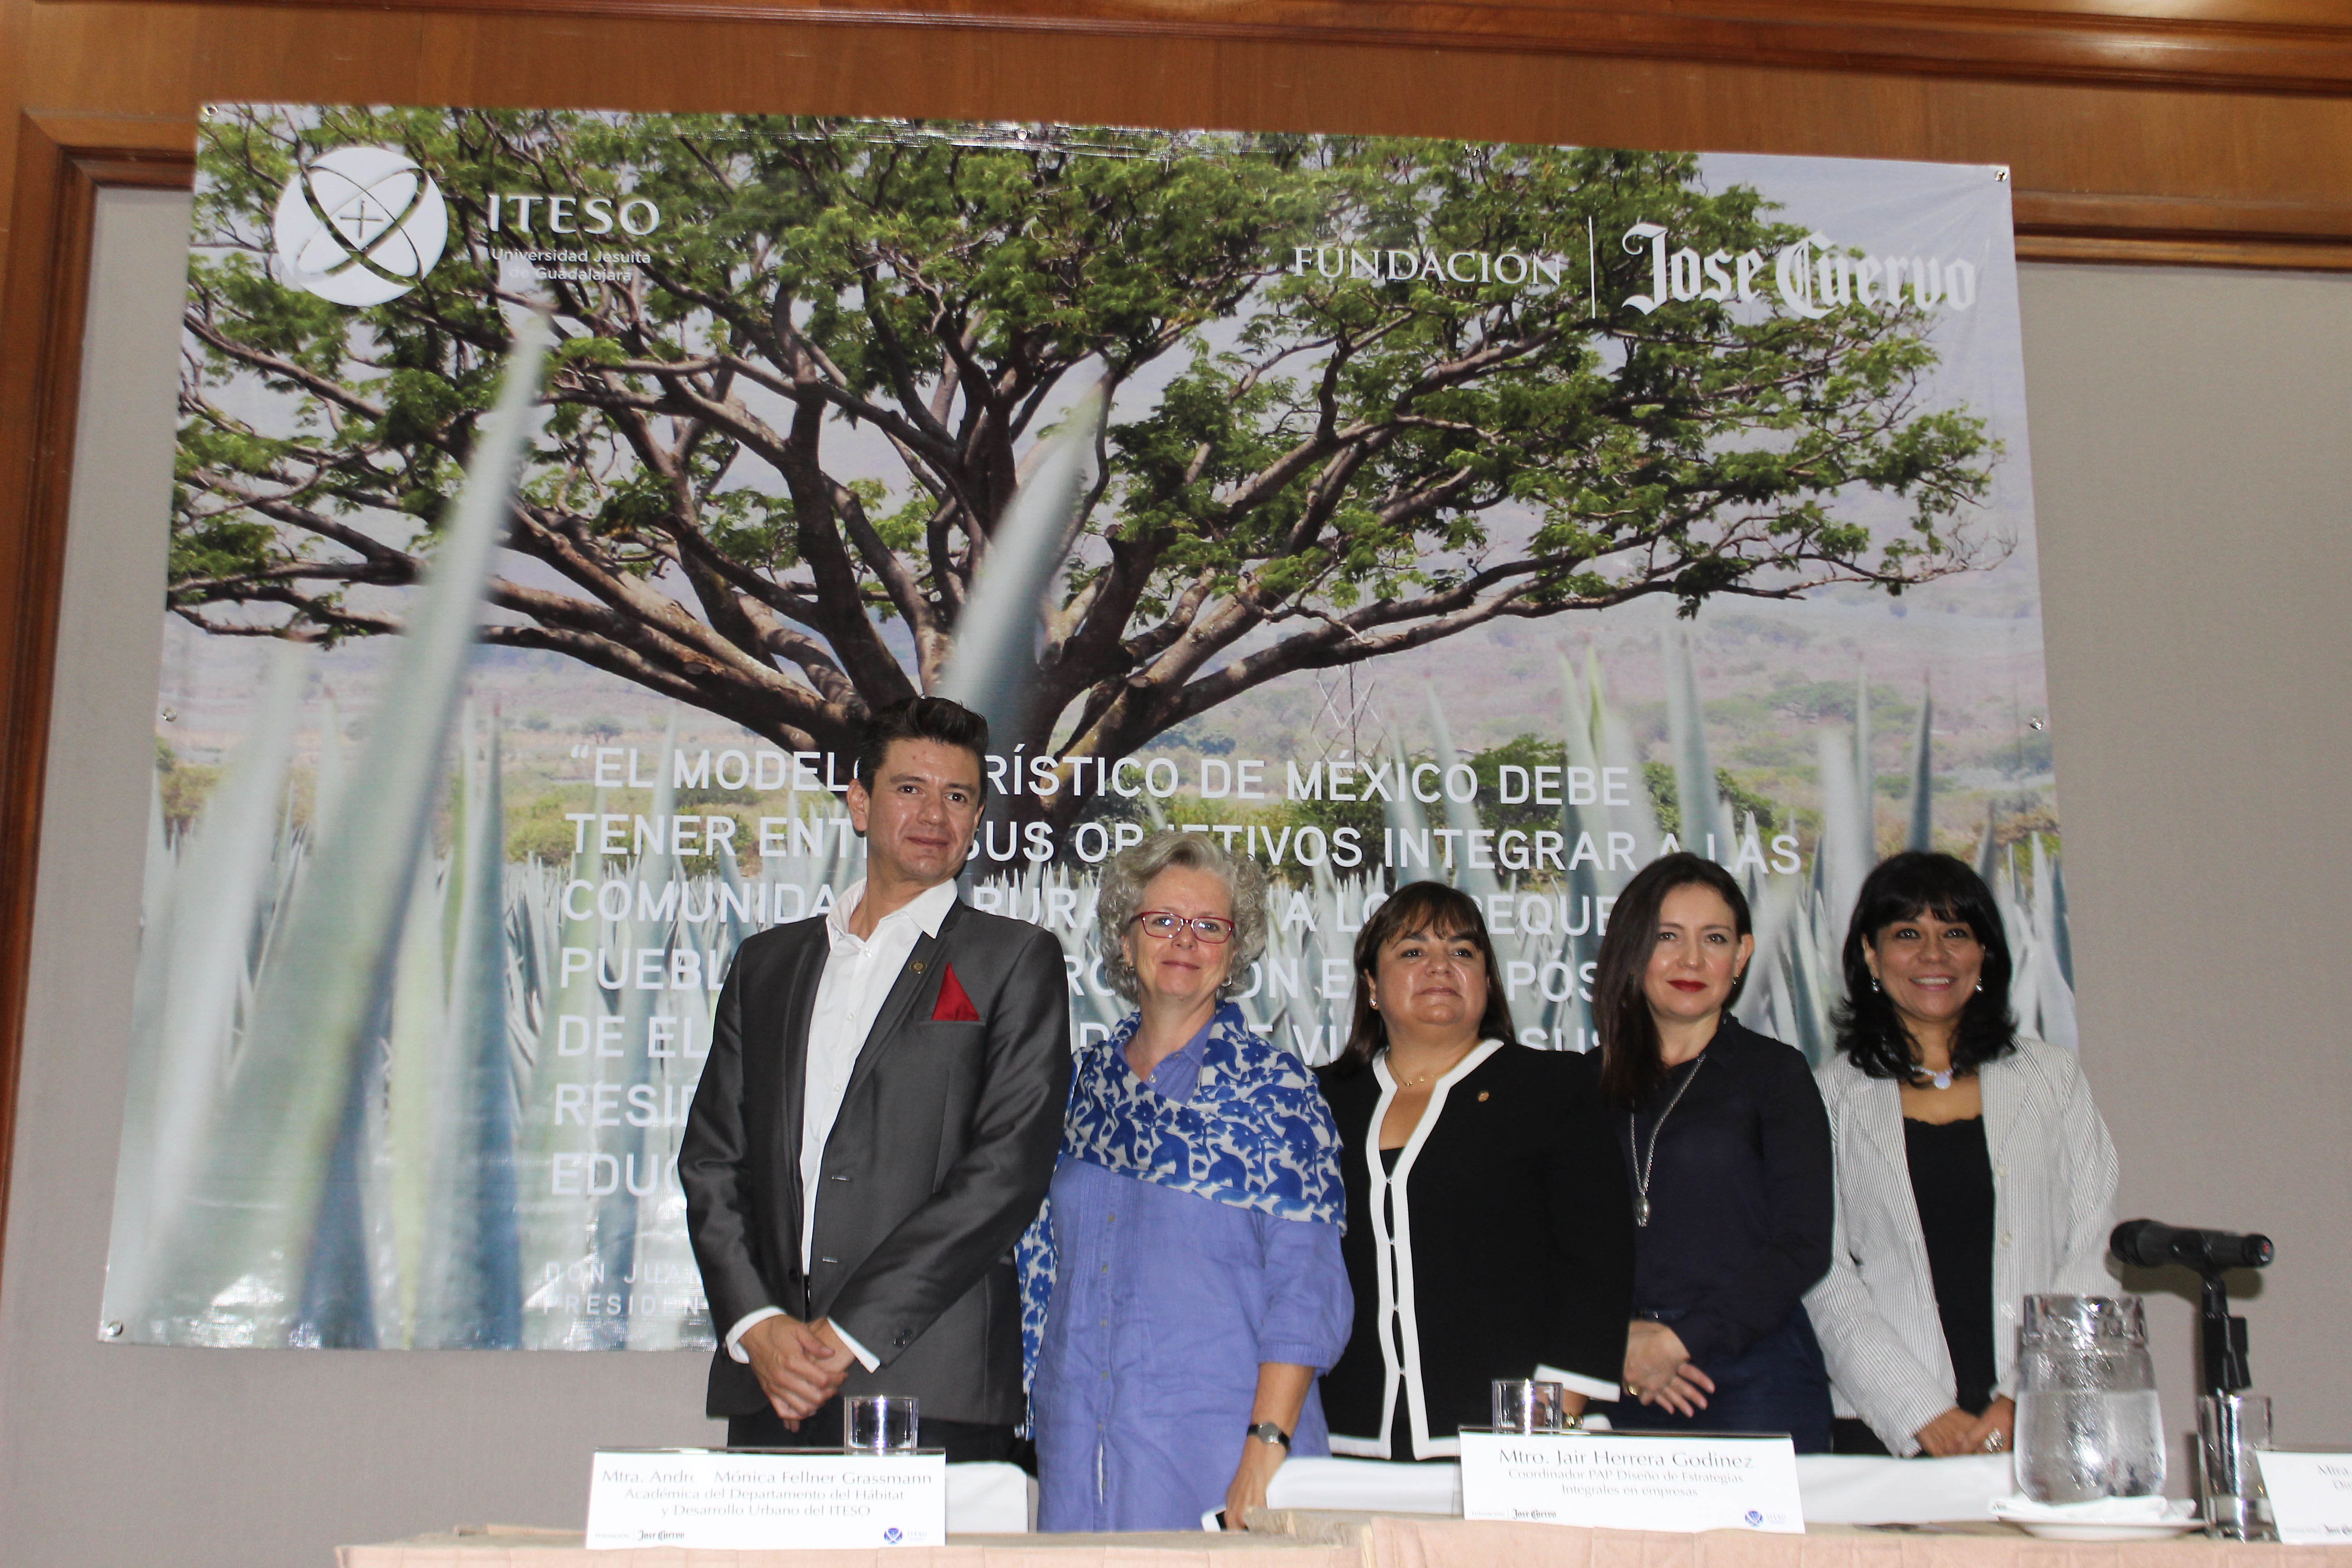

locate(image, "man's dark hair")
[[1833, 850, 2018, 1080], [1593, 852, 1753, 1109], [853, 697, 991, 793]]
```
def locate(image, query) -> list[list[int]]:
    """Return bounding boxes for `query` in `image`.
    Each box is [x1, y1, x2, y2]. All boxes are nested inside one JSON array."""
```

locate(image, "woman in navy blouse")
[[1589, 853, 1836, 1451], [1026, 832, 1351, 1531]]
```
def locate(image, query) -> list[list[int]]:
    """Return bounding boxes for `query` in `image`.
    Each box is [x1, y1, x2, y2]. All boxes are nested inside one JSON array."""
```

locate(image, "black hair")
[[1324, 881, 1516, 1079], [1593, 853, 1753, 1109], [1832, 850, 2019, 1080], [852, 697, 990, 794]]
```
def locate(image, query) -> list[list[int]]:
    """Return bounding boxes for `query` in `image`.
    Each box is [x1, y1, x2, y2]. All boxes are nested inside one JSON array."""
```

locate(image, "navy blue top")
[[1615, 1017, 1833, 1370]]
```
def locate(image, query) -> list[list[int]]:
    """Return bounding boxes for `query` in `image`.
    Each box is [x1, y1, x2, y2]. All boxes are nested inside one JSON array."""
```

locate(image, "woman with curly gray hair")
[[1025, 831, 1351, 1532]]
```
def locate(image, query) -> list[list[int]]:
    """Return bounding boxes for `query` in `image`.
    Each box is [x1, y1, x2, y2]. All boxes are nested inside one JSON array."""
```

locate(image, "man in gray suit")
[[681, 697, 1072, 1460]]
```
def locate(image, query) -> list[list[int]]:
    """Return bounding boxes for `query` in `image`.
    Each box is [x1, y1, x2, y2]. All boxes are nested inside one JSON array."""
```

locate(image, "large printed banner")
[[102, 107, 2063, 1350]]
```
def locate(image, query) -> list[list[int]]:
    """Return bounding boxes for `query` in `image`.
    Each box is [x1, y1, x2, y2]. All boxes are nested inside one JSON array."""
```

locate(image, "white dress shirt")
[[1803, 1036, 2118, 1454], [725, 877, 962, 1373]]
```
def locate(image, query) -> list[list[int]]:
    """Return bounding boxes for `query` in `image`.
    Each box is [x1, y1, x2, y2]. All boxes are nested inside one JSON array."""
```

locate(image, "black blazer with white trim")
[[1318, 1041, 1635, 1459]]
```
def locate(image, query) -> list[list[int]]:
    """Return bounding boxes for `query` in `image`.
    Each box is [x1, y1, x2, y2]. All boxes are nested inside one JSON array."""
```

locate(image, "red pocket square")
[[931, 964, 982, 1022]]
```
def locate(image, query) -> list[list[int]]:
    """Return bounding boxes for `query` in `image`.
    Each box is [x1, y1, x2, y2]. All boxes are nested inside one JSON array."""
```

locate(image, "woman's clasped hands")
[[1914, 1395, 2015, 1457], [1623, 1319, 1716, 1416]]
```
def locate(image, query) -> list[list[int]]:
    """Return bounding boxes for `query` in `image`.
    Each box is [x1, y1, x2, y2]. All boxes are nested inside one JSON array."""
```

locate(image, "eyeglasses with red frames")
[[1131, 910, 1236, 944]]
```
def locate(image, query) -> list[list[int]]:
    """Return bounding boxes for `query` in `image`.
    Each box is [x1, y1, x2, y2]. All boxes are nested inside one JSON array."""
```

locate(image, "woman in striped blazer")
[[1804, 852, 2118, 1458]]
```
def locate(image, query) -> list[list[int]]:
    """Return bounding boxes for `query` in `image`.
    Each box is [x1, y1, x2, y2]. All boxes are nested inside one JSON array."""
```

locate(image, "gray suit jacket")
[[681, 897, 1072, 1424]]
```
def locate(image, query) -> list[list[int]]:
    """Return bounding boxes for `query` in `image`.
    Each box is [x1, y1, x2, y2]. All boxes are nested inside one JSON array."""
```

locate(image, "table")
[[1263, 1455, 2020, 1526], [338, 1452, 2308, 1568], [338, 1523, 1356, 1568], [342, 1515, 2352, 1568], [1352, 1516, 2348, 1568]]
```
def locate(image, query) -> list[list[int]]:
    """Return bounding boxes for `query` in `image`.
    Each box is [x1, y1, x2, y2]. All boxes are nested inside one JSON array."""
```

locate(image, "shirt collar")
[[1109, 1000, 1227, 1063], [1168, 1007, 1225, 1069], [828, 877, 960, 946], [1129, 1005, 1225, 1101]]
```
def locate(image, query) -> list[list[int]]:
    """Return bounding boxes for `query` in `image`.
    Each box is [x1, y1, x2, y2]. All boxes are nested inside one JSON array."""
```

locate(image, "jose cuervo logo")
[[272, 145, 449, 306]]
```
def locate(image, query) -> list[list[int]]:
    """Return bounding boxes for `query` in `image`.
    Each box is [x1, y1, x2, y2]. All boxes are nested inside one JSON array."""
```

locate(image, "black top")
[[1321, 1044, 1635, 1454], [1905, 1115, 1998, 1415], [1613, 1016, 1833, 1371]]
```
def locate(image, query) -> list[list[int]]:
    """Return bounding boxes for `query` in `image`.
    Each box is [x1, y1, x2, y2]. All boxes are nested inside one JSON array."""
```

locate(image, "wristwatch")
[[1246, 1421, 1292, 1449]]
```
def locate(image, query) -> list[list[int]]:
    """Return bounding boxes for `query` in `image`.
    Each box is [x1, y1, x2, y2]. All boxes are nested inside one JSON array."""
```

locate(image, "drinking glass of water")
[[1491, 1379, 1569, 1433], [844, 1395, 921, 1454]]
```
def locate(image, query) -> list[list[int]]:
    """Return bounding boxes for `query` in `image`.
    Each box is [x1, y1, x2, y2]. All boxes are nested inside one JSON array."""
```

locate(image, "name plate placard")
[[585, 1448, 946, 1550], [1460, 1430, 1804, 1534], [2255, 1452, 2352, 1543]]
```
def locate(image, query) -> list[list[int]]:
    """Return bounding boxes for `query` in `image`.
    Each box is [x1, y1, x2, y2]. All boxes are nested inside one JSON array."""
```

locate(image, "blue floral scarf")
[[1015, 1001, 1345, 1391]]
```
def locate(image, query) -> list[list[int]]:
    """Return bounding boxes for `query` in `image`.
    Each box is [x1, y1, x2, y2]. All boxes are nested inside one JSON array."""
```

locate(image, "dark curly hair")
[[1593, 853, 1753, 1109], [1833, 850, 2019, 1080]]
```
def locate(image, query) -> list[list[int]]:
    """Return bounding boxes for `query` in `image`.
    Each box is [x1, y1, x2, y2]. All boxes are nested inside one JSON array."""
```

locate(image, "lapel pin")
[[911, 961, 926, 974]]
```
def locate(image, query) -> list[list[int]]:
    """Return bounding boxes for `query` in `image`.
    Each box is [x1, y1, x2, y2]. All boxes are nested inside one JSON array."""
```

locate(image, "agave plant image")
[[986, 642, 2074, 1076], [109, 627, 2072, 1350], [102, 317, 553, 1347]]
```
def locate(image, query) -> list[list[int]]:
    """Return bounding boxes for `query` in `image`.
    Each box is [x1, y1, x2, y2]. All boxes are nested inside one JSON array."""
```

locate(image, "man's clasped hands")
[[740, 1313, 857, 1426]]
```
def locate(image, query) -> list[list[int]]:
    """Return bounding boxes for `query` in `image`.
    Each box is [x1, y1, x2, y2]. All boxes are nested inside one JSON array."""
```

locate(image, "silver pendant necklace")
[[1631, 1054, 1705, 1227]]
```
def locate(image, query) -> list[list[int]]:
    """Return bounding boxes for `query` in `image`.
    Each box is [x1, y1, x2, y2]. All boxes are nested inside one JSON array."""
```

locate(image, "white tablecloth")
[[1259, 1451, 2015, 1525], [1268, 1458, 1463, 1516], [950, 1462, 1038, 1532], [1794, 1453, 2014, 1523]]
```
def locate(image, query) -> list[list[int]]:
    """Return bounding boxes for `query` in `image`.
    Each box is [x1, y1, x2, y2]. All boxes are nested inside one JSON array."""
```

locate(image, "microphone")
[[2111, 1219, 2274, 1274]]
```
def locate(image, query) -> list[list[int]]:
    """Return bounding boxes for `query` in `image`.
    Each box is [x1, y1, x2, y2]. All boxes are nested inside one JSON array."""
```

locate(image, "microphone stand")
[[2192, 1257, 2269, 1541], [2200, 1269, 2252, 1399]]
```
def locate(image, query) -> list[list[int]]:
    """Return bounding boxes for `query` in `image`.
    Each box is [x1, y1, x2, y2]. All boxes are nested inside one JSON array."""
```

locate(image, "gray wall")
[[2023, 264, 2352, 1459], [2, 198, 2348, 1566]]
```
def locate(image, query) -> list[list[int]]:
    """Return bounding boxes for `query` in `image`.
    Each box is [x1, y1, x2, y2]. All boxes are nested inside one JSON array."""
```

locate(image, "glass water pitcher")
[[2013, 1294, 2167, 1503]]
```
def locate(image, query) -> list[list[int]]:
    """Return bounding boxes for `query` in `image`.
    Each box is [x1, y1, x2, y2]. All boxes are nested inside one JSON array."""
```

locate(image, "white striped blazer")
[[1803, 1037, 2118, 1455]]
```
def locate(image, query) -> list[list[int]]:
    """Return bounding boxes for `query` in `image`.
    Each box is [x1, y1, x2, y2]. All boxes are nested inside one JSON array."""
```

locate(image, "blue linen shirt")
[[1032, 1023, 1352, 1532]]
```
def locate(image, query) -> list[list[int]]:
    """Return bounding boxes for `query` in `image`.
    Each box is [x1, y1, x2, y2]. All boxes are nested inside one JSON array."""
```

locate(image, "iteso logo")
[[272, 146, 448, 306]]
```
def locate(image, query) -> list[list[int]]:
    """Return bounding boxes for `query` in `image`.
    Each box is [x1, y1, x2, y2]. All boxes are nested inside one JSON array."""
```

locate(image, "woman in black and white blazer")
[[1805, 852, 2118, 1457], [1318, 882, 1635, 1460]]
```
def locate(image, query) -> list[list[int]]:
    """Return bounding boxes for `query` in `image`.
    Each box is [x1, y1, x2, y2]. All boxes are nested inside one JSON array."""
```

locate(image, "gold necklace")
[[1387, 1047, 1472, 1090]]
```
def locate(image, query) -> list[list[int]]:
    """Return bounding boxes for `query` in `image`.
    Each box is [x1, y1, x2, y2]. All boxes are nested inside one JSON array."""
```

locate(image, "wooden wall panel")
[[71, 0, 2352, 96], [4, 0, 2352, 1298], [9, 4, 2352, 282], [0, 0, 26, 308]]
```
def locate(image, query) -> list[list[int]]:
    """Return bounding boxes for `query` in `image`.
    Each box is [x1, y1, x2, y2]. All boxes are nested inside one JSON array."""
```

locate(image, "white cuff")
[[832, 1321, 882, 1372], [1536, 1363, 1622, 1403], [725, 1307, 786, 1363]]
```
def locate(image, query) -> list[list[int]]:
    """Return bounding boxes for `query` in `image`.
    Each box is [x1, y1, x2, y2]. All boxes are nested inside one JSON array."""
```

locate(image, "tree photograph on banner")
[[106, 106, 2062, 1351]]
